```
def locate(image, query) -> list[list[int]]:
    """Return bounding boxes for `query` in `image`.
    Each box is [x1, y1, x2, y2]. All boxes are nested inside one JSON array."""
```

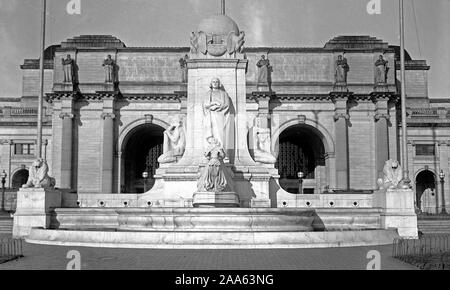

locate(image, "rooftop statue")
[[62, 54, 75, 83], [375, 55, 389, 84], [335, 55, 350, 84], [256, 55, 271, 85], [102, 54, 116, 83]]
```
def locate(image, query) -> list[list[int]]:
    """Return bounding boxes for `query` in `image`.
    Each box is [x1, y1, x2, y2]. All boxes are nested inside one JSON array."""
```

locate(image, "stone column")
[[100, 95, 116, 193], [373, 96, 390, 180], [438, 141, 449, 212], [58, 112, 74, 188], [331, 94, 350, 190]]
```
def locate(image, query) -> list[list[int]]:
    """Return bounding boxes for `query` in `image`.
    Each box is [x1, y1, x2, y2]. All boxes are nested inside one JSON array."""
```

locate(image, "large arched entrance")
[[122, 124, 164, 193], [275, 125, 326, 194], [415, 170, 437, 212], [12, 169, 29, 189]]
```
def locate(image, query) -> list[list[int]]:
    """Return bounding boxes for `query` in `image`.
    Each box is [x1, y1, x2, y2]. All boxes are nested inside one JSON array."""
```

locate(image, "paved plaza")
[[0, 238, 416, 270]]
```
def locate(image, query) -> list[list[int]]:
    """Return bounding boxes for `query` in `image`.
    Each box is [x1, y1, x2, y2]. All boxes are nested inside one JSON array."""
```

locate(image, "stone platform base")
[[25, 228, 400, 249], [192, 192, 240, 208]]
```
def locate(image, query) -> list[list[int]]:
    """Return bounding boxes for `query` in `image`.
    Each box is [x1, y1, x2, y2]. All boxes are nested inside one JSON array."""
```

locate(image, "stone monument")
[[141, 10, 274, 208], [13, 158, 61, 238], [373, 159, 418, 238]]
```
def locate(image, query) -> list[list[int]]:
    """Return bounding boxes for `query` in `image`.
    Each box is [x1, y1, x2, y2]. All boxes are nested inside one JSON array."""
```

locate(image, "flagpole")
[[37, 0, 46, 159], [399, 0, 410, 184]]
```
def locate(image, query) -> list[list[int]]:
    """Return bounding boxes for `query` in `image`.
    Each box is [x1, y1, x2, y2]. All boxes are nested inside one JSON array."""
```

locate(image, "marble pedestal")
[[193, 192, 240, 208], [373, 188, 418, 238], [13, 188, 62, 238]]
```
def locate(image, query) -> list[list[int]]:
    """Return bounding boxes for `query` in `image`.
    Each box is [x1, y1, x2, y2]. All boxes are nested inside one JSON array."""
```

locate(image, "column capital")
[[438, 140, 449, 147], [374, 113, 390, 122], [59, 112, 74, 119], [101, 113, 116, 120], [334, 112, 350, 122], [407, 140, 416, 147]]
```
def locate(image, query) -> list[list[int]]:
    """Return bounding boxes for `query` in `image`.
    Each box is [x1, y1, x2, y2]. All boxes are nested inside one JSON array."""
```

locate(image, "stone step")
[[418, 219, 450, 234], [0, 219, 13, 234]]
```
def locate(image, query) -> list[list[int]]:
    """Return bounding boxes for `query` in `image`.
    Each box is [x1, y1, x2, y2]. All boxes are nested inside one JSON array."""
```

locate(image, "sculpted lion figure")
[[377, 159, 404, 189], [23, 158, 55, 189]]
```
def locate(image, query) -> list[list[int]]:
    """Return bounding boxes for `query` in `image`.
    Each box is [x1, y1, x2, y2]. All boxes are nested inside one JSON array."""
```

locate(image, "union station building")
[[0, 17, 449, 213]]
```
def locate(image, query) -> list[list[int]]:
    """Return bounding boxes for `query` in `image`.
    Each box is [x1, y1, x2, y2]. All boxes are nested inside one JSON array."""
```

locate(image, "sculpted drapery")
[[203, 78, 233, 152]]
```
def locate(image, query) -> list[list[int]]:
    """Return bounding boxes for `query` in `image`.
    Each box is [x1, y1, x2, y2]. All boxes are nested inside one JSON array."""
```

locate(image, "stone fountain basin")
[[51, 208, 316, 232]]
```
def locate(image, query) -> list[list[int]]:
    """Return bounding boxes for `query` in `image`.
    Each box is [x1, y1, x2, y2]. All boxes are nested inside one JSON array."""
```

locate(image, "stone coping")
[[25, 228, 399, 249]]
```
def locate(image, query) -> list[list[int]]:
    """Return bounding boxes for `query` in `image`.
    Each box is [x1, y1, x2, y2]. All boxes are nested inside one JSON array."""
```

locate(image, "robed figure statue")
[[62, 54, 75, 83], [335, 55, 349, 84], [256, 55, 271, 84], [375, 55, 389, 84], [203, 78, 233, 153]]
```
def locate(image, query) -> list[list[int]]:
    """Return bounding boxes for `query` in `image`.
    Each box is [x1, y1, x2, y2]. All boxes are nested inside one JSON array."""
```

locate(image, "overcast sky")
[[0, 0, 448, 98]]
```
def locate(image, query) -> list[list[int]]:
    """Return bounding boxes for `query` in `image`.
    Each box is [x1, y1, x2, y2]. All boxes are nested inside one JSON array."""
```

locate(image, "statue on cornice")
[[179, 54, 189, 83], [62, 54, 75, 83], [102, 55, 116, 83], [335, 55, 349, 84], [375, 55, 389, 84], [257, 55, 271, 85]]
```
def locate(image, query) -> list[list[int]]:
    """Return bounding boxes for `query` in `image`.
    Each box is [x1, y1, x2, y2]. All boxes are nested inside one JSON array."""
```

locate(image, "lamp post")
[[142, 171, 149, 193], [439, 170, 447, 214], [1, 170, 7, 211], [298, 171, 304, 194]]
